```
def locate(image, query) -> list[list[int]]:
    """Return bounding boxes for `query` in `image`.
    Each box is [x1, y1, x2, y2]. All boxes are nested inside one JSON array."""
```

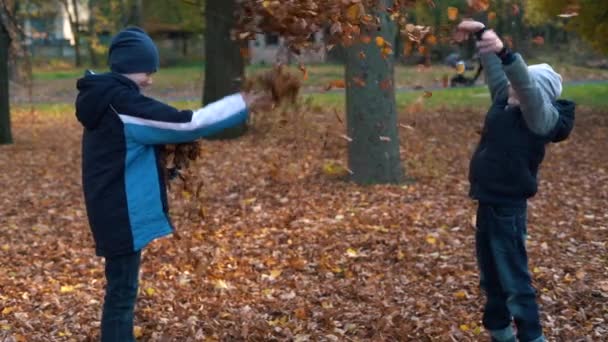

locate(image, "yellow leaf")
[[2, 306, 14, 315], [454, 290, 467, 299], [346, 3, 362, 23], [473, 326, 483, 335], [460, 324, 470, 331], [134, 326, 143, 338], [181, 191, 192, 200], [270, 269, 282, 279], [426, 236, 437, 245], [397, 250, 405, 260], [1, 324, 10, 330], [1, 244, 8, 251], [243, 197, 257, 205], [375, 36, 385, 47], [321, 301, 333, 309], [322, 161, 349, 176], [58, 330, 71, 337], [60, 285, 75, 293], [533, 267, 541, 274], [214, 279, 230, 290], [145, 287, 155, 296], [346, 248, 359, 258], [488, 11, 497, 21], [262, 0, 272, 8], [447, 7, 459, 21]]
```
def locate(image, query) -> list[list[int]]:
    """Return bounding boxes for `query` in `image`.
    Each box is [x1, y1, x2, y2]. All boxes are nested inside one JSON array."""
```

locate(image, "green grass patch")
[[309, 82, 608, 110]]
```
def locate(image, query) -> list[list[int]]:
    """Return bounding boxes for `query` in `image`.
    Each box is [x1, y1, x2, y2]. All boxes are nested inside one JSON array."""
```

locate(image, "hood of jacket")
[[75, 71, 139, 129]]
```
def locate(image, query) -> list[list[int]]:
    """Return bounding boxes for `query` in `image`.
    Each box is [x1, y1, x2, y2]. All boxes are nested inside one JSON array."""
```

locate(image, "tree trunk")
[[345, 0, 403, 184], [71, 0, 82, 67], [87, 0, 98, 67], [203, 0, 246, 139], [0, 23, 12, 145]]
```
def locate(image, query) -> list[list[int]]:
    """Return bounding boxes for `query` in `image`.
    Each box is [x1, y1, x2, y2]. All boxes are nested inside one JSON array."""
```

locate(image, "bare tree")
[[59, 0, 83, 66]]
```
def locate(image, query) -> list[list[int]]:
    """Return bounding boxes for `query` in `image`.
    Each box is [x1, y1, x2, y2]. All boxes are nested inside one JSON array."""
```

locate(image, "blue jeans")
[[101, 251, 141, 342], [475, 203, 544, 342]]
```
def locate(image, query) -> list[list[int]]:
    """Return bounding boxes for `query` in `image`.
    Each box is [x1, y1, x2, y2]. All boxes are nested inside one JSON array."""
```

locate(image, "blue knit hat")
[[108, 27, 159, 74]]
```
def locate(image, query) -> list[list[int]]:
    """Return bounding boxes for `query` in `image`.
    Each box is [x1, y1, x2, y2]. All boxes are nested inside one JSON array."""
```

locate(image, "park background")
[[1, 0, 607, 341]]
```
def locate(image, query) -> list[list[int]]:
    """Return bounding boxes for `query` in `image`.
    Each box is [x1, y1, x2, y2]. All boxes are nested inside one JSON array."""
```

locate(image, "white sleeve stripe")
[[117, 93, 247, 131]]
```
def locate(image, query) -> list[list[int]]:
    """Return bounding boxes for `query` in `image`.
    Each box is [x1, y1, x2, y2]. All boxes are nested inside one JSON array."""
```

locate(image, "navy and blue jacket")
[[75, 72, 248, 257]]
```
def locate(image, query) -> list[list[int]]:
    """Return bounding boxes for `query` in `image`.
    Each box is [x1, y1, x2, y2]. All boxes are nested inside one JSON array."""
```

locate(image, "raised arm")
[[480, 52, 509, 103], [111, 93, 249, 145], [457, 21, 508, 103], [502, 54, 559, 136]]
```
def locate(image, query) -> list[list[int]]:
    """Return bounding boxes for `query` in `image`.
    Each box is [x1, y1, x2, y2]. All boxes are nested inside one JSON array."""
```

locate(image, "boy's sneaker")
[[490, 326, 516, 342]]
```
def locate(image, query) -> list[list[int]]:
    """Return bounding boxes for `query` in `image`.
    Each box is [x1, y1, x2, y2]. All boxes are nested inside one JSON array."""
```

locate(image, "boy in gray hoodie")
[[458, 21, 575, 342]]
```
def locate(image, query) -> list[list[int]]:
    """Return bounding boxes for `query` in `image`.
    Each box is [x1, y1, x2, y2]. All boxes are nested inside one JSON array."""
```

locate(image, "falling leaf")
[[325, 79, 346, 91], [345, 3, 363, 23], [352, 76, 366, 87], [447, 7, 459, 21], [298, 63, 309, 81], [467, 0, 489, 12]]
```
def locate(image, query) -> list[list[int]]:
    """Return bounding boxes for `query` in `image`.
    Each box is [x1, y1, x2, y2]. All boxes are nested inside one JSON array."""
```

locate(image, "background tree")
[[0, 12, 11, 145], [525, 0, 608, 54], [345, 0, 403, 184], [203, 0, 246, 139], [234, 0, 427, 184], [58, 0, 84, 67]]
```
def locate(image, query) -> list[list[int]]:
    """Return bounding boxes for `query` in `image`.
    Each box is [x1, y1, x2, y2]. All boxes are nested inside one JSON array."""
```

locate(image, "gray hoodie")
[[481, 52, 562, 136]]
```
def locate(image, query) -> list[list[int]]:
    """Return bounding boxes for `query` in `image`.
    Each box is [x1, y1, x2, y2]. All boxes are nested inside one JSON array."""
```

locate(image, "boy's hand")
[[242, 92, 274, 112], [457, 20, 485, 33], [476, 30, 504, 54]]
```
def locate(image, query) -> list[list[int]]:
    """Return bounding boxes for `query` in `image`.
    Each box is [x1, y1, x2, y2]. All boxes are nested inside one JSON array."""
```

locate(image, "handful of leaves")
[[243, 64, 302, 105], [164, 64, 303, 179]]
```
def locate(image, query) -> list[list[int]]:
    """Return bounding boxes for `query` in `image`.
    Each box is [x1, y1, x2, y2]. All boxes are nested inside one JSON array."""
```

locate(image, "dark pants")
[[101, 251, 141, 342], [475, 203, 544, 342]]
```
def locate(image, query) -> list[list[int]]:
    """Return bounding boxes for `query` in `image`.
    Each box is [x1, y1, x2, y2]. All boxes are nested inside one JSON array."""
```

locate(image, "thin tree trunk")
[[203, 0, 246, 139], [61, 0, 82, 67], [0, 22, 12, 144], [345, 0, 403, 184], [87, 0, 98, 67]]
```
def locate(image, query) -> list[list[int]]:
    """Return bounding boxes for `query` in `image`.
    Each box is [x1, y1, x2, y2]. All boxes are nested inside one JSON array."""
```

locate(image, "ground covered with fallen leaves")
[[1, 101, 607, 341]]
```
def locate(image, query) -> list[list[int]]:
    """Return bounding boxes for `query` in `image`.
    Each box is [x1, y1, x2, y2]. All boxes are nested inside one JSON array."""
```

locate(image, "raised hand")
[[476, 29, 504, 54], [457, 20, 485, 34]]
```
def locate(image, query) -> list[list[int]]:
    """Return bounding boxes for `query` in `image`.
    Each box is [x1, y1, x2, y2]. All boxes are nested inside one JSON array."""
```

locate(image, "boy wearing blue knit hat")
[[75, 27, 270, 341], [458, 21, 575, 342]]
